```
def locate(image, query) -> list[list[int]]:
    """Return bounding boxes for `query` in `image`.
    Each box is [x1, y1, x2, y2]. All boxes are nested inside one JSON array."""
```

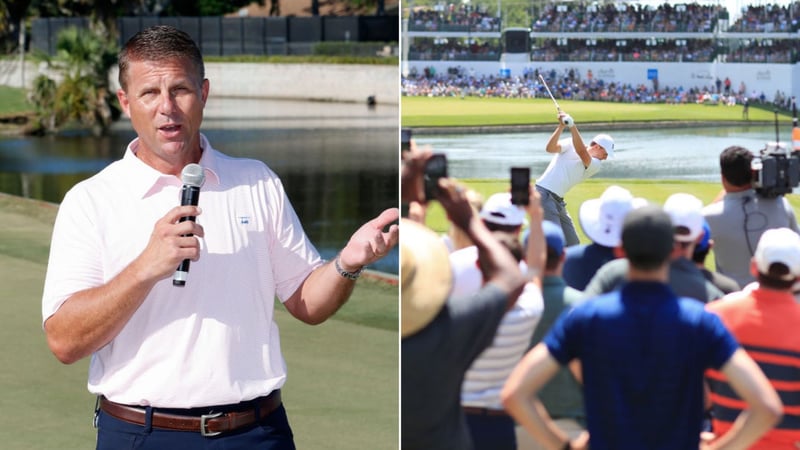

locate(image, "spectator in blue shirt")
[[502, 204, 782, 450]]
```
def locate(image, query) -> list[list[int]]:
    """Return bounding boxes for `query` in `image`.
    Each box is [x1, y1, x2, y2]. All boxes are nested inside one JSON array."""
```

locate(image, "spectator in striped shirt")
[[706, 227, 800, 448]]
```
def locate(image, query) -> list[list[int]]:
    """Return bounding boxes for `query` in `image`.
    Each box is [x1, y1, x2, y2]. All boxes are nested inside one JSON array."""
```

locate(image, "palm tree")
[[28, 23, 118, 136]]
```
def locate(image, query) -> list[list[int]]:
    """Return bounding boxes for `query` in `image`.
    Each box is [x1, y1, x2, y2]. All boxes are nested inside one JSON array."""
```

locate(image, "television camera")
[[751, 102, 800, 198]]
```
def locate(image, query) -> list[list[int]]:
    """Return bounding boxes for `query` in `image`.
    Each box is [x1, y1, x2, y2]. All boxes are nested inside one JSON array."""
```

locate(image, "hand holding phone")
[[510, 167, 531, 205], [424, 153, 448, 202], [401, 128, 412, 153]]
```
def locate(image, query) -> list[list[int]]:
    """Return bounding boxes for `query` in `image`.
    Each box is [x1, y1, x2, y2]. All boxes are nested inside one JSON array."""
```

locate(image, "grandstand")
[[402, 1, 800, 101]]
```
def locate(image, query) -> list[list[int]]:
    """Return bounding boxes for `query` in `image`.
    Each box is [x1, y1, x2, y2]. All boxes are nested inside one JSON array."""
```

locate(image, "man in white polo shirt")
[[41, 25, 398, 449], [535, 111, 614, 247]]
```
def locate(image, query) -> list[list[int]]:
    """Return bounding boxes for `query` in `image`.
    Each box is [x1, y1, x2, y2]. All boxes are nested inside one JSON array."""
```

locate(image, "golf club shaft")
[[538, 74, 561, 112]]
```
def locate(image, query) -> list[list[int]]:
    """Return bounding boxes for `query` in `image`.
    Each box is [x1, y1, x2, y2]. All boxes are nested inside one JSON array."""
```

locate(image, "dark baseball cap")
[[622, 204, 674, 269]]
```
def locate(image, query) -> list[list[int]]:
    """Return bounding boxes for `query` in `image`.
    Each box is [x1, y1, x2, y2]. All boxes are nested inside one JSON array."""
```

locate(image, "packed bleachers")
[[532, 2, 721, 33], [408, 3, 501, 32], [406, 2, 800, 63], [407, 38, 501, 61], [728, 2, 800, 32], [402, 65, 794, 111], [532, 39, 716, 63], [726, 39, 796, 63]]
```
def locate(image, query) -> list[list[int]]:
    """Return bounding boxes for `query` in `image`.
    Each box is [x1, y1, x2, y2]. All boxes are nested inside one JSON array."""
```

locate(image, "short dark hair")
[[622, 205, 674, 271], [756, 263, 796, 290], [545, 247, 561, 271], [478, 231, 523, 277], [691, 245, 709, 264], [118, 25, 205, 91], [720, 146, 753, 187], [484, 221, 522, 234]]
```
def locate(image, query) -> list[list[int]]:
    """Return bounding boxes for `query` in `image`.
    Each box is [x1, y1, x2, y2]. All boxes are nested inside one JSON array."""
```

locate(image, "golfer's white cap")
[[592, 134, 615, 159]]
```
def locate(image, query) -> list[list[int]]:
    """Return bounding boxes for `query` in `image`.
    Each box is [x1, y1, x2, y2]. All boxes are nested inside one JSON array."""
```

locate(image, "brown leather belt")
[[99, 390, 282, 437], [462, 406, 509, 417]]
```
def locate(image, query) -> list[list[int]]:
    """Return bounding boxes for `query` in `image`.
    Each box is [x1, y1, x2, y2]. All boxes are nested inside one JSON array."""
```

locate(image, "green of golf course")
[[401, 96, 783, 129], [402, 96, 800, 256], [0, 193, 398, 449]]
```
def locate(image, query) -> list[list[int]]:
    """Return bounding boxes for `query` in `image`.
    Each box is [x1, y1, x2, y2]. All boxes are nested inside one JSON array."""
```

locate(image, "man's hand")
[[134, 205, 204, 283], [559, 112, 574, 128], [401, 140, 431, 206], [435, 178, 478, 232], [338, 208, 400, 272]]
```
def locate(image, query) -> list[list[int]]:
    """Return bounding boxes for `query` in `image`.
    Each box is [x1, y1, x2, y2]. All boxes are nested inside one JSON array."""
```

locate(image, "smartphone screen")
[[401, 128, 412, 152], [510, 167, 530, 205], [424, 153, 448, 201]]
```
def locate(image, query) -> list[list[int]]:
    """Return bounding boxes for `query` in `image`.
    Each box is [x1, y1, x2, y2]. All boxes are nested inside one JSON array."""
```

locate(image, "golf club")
[[538, 74, 561, 113], [539, 74, 572, 126]]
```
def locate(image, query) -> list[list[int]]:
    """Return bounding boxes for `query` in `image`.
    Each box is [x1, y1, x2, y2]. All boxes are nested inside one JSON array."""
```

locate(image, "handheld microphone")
[[173, 163, 205, 287]]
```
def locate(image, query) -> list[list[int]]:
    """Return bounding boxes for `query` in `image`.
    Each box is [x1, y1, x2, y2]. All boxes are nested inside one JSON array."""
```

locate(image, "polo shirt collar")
[[724, 189, 755, 201], [123, 133, 222, 199], [752, 287, 797, 304]]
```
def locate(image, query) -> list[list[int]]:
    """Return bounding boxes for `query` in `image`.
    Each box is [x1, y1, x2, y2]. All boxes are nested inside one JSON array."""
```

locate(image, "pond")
[[415, 124, 791, 183], [0, 99, 400, 274]]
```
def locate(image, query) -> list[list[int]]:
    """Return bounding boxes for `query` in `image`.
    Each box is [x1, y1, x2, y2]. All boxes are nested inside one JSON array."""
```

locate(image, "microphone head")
[[181, 163, 205, 187]]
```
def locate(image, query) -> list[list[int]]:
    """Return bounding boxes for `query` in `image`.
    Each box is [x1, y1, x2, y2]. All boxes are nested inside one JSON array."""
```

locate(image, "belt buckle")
[[200, 411, 223, 437]]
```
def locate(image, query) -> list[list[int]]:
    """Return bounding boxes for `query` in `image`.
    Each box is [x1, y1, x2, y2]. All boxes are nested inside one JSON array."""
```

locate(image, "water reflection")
[[417, 125, 784, 183], [0, 100, 399, 273]]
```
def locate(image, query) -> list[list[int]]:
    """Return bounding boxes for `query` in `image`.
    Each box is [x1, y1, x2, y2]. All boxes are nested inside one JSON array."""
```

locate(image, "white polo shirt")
[[536, 138, 601, 198], [42, 134, 323, 408]]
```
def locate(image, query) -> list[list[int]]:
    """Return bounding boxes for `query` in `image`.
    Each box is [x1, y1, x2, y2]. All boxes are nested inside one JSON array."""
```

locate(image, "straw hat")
[[401, 218, 452, 338]]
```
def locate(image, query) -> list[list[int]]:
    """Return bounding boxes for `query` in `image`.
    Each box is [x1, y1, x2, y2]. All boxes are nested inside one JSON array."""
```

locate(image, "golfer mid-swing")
[[535, 111, 614, 247]]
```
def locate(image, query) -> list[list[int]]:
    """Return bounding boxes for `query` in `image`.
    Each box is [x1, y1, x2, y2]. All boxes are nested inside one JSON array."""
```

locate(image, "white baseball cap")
[[592, 134, 615, 159], [578, 185, 634, 247], [479, 193, 525, 227], [663, 193, 705, 243], [754, 228, 800, 280]]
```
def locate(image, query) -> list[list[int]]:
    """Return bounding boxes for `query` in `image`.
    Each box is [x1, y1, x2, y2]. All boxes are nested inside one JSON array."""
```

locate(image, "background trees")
[[29, 24, 118, 135]]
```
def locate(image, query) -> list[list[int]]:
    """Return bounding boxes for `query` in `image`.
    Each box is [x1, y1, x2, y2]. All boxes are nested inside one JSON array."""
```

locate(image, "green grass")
[[0, 193, 397, 449], [401, 96, 783, 128], [0, 85, 32, 115]]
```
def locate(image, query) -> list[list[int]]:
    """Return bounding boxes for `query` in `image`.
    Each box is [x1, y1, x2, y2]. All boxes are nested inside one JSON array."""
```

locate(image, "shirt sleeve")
[[448, 283, 511, 363], [41, 187, 104, 326], [543, 306, 581, 366], [702, 310, 740, 370], [782, 197, 800, 233], [261, 170, 323, 302], [584, 157, 601, 178]]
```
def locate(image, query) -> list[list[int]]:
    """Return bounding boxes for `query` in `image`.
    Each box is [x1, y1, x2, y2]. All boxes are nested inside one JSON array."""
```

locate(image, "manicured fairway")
[[0, 193, 398, 450], [401, 96, 783, 128]]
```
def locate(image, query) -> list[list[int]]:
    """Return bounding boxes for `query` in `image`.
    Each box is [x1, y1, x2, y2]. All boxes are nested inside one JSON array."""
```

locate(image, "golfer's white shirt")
[[42, 134, 322, 408], [536, 138, 601, 198]]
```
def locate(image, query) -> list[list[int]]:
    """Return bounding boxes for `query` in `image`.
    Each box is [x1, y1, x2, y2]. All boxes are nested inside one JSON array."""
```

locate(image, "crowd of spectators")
[[408, 38, 501, 62], [726, 39, 796, 63], [728, 2, 800, 32], [402, 65, 793, 110], [408, 37, 798, 64], [408, 3, 501, 32], [529, 39, 717, 63], [407, 2, 799, 63], [532, 2, 721, 33]]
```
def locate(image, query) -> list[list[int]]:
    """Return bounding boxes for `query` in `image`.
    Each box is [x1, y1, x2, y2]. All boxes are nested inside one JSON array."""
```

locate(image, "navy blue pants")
[[465, 411, 517, 450], [95, 404, 295, 450]]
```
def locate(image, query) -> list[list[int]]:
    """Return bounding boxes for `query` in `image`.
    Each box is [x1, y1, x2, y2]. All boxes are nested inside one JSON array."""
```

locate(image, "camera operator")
[[703, 145, 799, 288]]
